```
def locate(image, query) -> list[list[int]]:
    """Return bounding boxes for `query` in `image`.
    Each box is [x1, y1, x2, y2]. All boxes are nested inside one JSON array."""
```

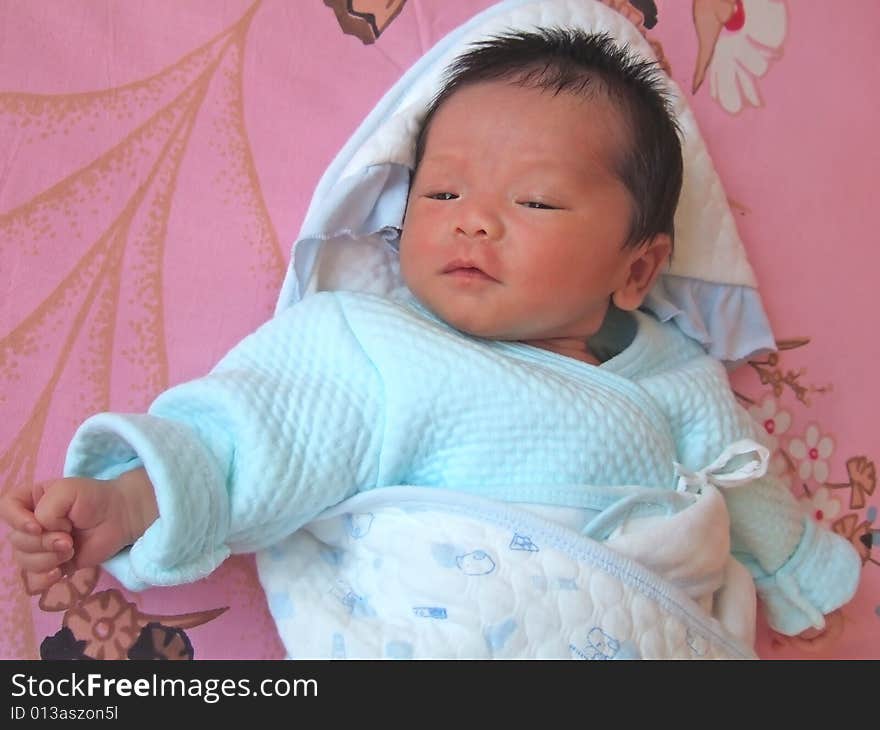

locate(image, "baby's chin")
[[407, 286, 525, 341], [434, 309, 523, 342], [416, 299, 499, 339]]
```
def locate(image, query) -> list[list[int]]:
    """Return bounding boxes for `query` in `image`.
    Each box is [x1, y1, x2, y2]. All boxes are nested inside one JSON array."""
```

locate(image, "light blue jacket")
[[65, 291, 860, 635]]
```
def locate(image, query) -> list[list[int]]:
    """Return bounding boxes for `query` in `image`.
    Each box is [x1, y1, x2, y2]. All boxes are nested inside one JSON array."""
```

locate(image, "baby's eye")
[[426, 192, 459, 201], [519, 201, 557, 210]]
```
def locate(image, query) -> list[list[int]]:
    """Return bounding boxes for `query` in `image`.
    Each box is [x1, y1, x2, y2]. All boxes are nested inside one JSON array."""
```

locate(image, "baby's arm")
[[1, 469, 157, 590], [59, 294, 383, 590], [650, 358, 860, 636]]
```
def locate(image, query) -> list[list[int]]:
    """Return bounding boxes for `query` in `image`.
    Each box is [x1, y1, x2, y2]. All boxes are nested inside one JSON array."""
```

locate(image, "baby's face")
[[400, 80, 639, 346]]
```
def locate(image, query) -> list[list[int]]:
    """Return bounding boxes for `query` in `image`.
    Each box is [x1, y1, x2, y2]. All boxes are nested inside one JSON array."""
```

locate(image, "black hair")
[[412, 28, 683, 249]]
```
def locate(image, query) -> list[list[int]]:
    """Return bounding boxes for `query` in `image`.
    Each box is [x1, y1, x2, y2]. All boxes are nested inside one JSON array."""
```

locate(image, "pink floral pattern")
[[789, 424, 835, 484], [748, 395, 791, 453], [803, 487, 843, 529], [0, 0, 876, 662]]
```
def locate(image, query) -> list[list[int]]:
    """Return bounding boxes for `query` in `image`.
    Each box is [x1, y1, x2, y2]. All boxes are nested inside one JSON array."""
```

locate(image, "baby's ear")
[[611, 234, 672, 312]]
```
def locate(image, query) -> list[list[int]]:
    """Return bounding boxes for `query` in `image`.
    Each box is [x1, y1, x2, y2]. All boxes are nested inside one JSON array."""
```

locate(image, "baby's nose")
[[455, 200, 502, 240]]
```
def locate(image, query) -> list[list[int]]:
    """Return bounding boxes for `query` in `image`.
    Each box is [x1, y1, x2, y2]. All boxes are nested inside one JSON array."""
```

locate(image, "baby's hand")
[[0, 480, 77, 592], [1, 471, 157, 591]]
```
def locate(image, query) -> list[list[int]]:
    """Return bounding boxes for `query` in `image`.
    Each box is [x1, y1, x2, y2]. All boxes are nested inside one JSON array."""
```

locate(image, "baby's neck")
[[522, 337, 601, 365]]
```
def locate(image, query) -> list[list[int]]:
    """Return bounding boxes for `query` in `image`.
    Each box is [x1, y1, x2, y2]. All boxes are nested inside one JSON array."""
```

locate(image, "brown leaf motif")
[[1, 0, 283, 500], [832, 514, 872, 565], [845, 457, 876, 510], [324, 0, 409, 44], [2, 2, 279, 659], [61, 588, 227, 660], [747, 348, 831, 406]]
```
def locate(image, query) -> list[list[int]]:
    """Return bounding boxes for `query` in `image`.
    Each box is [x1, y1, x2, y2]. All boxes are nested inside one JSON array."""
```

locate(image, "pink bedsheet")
[[1, 0, 877, 660]]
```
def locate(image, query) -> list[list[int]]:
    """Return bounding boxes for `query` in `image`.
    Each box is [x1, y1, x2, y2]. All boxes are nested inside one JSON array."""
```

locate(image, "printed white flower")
[[747, 394, 791, 452], [788, 424, 835, 484], [801, 487, 842, 528], [706, 0, 787, 114]]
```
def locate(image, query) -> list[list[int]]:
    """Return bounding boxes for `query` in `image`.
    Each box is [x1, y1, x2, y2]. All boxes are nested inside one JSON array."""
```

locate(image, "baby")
[[1, 29, 859, 651]]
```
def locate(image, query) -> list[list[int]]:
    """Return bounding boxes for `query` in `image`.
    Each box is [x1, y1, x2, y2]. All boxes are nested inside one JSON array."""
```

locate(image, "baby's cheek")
[[398, 245, 431, 294], [401, 232, 441, 271]]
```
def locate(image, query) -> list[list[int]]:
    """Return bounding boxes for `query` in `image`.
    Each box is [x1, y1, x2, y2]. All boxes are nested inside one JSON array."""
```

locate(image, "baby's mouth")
[[441, 260, 499, 282]]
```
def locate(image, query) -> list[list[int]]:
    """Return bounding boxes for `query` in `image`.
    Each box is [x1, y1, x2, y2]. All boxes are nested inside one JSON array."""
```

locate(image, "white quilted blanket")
[[257, 483, 758, 659]]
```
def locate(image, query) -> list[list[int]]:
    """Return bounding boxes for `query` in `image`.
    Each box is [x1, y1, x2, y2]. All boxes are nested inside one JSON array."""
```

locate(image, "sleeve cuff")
[[752, 518, 861, 635], [64, 412, 231, 589]]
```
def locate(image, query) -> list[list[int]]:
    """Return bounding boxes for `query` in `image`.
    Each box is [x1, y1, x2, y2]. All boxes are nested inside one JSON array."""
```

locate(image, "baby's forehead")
[[422, 80, 630, 170]]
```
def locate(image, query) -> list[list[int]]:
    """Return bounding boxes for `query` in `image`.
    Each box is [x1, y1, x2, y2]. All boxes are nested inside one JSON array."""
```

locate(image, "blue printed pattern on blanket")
[[330, 579, 376, 617], [456, 549, 496, 575], [413, 606, 448, 619], [571, 627, 620, 660], [510, 533, 539, 552], [345, 512, 374, 539], [485, 618, 518, 653], [256, 491, 758, 658]]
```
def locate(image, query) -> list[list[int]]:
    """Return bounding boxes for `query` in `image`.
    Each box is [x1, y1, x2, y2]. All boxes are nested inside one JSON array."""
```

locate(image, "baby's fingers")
[[9, 529, 72, 555], [14, 547, 72, 574], [0, 491, 41, 536], [10, 529, 74, 574], [33, 481, 79, 533]]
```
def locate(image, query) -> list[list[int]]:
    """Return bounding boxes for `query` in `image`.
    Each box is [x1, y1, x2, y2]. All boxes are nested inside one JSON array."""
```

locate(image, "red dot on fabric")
[[809, 447, 819, 460], [764, 419, 775, 434], [725, 0, 746, 31], [815, 510, 824, 521]]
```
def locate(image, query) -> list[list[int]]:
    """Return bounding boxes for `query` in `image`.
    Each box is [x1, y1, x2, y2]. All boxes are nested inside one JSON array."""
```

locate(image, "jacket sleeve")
[[649, 357, 861, 636], [64, 294, 385, 590]]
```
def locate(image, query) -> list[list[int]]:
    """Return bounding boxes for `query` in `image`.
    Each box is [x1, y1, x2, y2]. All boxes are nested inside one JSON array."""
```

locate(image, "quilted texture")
[[258, 486, 757, 659], [752, 520, 863, 636], [65, 291, 860, 637]]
